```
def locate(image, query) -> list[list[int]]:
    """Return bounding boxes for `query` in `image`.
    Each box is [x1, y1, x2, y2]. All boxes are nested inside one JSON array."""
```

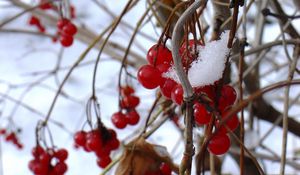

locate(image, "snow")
[[164, 30, 230, 87]]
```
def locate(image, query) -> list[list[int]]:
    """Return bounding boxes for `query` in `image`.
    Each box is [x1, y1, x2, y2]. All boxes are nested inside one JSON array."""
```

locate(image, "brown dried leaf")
[[115, 137, 178, 175]]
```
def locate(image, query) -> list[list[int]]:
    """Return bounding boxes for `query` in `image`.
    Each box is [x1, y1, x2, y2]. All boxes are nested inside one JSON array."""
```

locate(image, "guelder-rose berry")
[[147, 44, 173, 66], [193, 102, 211, 125], [62, 22, 77, 36], [137, 65, 162, 89], [120, 85, 135, 96], [125, 110, 140, 125], [171, 84, 183, 105], [97, 156, 112, 168], [60, 34, 73, 47], [208, 133, 230, 155], [121, 95, 140, 109], [111, 111, 127, 129], [54, 148, 68, 161], [74, 131, 87, 146], [160, 79, 177, 99]]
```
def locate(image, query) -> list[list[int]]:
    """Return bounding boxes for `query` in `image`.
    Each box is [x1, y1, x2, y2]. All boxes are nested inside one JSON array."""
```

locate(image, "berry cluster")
[[28, 146, 68, 175], [0, 128, 23, 149], [111, 86, 140, 129], [74, 127, 119, 168], [144, 162, 172, 175], [137, 43, 196, 105], [138, 43, 239, 155], [27, 1, 77, 47]]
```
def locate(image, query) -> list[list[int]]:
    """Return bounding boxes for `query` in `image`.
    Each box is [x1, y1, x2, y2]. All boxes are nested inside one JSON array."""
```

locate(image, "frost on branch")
[[164, 30, 230, 87]]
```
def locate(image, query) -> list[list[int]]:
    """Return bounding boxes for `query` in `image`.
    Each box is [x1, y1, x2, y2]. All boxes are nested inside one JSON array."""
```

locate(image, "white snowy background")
[[0, 0, 299, 175]]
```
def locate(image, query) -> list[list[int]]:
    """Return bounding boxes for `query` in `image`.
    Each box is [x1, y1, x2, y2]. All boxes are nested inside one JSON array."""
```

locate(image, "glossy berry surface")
[[193, 102, 211, 125], [171, 84, 183, 105], [111, 111, 127, 129], [62, 22, 77, 36], [137, 65, 162, 89], [147, 44, 172, 66], [208, 133, 230, 155], [125, 109, 140, 125], [60, 34, 74, 47], [74, 131, 87, 146], [160, 162, 172, 175], [160, 79, 177, 99]]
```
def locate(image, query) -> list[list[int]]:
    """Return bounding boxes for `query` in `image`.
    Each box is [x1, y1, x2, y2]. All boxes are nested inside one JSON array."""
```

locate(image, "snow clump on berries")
[[164, 30, 230, 87]]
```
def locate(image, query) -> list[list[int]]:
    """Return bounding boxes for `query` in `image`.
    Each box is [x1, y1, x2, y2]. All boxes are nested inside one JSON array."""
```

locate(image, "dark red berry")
[[53, 162, 68, 174], [125, 110, 140, 125], [120, 86, 135, 96], [147, 44, 173, 66], [121, 95, 140, 109], [208, 133, 230, 155], [193, 102, 211, 125], [74, 131, 87, 146], [57, 19, 70, 30], [60, 34, 73, 47], [97, 156, 112, 168], [111, 111, 127, 129], [137, 65, 162, 89]]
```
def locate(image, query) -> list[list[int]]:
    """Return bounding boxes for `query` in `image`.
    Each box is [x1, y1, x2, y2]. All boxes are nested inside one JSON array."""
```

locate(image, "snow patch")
[[164, 30, 230, 87]]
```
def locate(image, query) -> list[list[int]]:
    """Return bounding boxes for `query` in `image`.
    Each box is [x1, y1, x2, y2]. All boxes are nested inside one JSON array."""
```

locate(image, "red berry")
[[208, 133, 230, 155], [111, 111, 127, 129], [39, 2, 52, 10], [60, 34, 74, 47], [57, 19, 70, 30], [193, 102, 211, 125], [70, 5, 76, 18], [194, 85, 215, 101], [171, 84, 183, 105], [147, 44, 173, 66], [120, 85, 135, 96], [95, 146, 111, 158], [106, 138, 120, 150], [39, 152, 51, 165], [85, 130, 102, 151], [97, 156, 112, 168], [160, 79, 177, 99], [137, 65, 162, 89], [125, 110, 140, 125], [108, 129, 117, 139], [218, 85, 237, 111], [74, 131, 87, 146], [160, 162, 172, 175], [62, 22, 77, 36], [32, 146, 45, 158], [179, 39, 202, 68], [217, 109, 239, 133], [28, 16, 40, 26], [54, 148, 68, 161], [121, 95, 140, 109], [53, 162, 68, 174]]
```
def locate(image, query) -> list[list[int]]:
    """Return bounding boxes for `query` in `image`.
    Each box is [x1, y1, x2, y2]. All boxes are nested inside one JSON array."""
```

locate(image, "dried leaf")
[[115, 137, 178, 175]]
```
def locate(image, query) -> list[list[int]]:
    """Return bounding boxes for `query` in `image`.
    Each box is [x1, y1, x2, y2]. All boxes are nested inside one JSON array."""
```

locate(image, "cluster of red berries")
[[138, 43, 239, 155], [28, 146, 68, 175], [38, 0, 76, 19], [0, 128, 23, 149], [56, 19, 77, 47], [144, 162, 172, 175], [74, 127, 119, 168], [137, 43, 196, 105], [111, 86, 141, 129]]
